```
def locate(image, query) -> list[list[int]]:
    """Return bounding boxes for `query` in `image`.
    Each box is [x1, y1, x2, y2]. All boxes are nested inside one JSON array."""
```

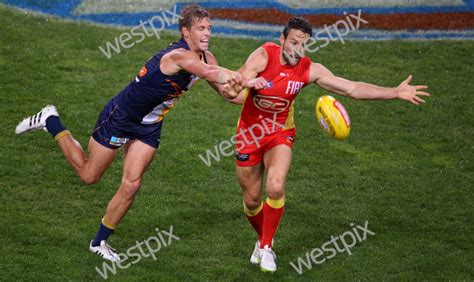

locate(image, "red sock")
[[260, 197, 285, 248], [244, 202, 264, 241]]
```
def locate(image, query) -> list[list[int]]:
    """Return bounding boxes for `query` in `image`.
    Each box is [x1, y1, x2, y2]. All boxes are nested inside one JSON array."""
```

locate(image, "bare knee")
[[241, 180, 263, 210], [78, 164, 105, 185], [238, 167, 263, 209], [119, 178, 142, 200], [80, 174, 101, 185], [244, 196, 262, 210], [266, 177, 285, 200]]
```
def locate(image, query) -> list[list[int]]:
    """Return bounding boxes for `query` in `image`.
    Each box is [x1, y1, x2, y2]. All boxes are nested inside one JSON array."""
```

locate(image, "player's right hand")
[[228, 71, 243, 86], [224, 76, 243, 98]]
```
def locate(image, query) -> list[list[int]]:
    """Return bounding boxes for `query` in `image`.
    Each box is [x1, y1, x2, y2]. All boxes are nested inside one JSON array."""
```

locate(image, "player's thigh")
[[122, 140, 157, 183], [236, 164, 264, 199], [263, 144, 292, 196], [86, 137, 119, 178]]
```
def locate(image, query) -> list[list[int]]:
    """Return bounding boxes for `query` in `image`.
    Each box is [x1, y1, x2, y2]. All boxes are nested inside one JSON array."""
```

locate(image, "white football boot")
[[250, 241, 261, 264], [89, 240, 121, 262], [250, 239, 274, 264], [15, 105, 59, 134], [260, 245, 277, 272]]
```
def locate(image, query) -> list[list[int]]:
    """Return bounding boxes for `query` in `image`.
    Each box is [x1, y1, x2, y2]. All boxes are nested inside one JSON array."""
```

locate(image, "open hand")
[[397, 74, 430, 105]]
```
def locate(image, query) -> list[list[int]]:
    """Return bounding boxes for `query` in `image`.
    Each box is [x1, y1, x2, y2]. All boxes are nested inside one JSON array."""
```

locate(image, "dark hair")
[[282, 17, 313, 38], [179, 5, 211, 33]]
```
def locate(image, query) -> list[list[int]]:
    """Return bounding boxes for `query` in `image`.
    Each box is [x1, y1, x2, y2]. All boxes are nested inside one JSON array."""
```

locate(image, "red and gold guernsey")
[[235, 42, 312, 166]]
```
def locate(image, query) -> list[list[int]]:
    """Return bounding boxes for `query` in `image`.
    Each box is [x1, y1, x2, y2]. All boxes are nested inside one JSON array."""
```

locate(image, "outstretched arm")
[[221, 47, 270, 105], [310, 63, 430, 105], [165, 49, 241, 85], [205, 51, 244, 103]]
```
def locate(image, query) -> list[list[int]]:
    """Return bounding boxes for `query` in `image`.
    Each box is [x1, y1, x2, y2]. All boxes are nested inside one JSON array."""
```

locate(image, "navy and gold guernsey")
[[92, 38, 205, 149]]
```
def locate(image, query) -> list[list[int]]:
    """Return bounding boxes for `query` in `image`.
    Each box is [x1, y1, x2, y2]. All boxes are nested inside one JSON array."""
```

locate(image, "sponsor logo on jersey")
[[264, 81, 273, 89], [286, 80, 304, 95], [252, 94, 290, 113], [235, 152, 250, 162], [109, 136, 129, 147]]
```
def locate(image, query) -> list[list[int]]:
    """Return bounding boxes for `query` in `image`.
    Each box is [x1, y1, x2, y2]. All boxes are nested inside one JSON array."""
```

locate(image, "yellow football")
[[315, 95, 351, 140]]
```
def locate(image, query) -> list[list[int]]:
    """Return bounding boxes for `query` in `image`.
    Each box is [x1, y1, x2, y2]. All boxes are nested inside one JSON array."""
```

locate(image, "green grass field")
[[1, 5, 473, 280]]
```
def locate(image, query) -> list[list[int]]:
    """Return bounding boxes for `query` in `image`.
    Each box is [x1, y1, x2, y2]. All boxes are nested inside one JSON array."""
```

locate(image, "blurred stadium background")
[[1, 0, 473, 39]]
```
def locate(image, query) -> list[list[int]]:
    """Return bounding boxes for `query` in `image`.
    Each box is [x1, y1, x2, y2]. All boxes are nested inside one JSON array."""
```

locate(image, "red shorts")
[[235, 128, 296, 167]]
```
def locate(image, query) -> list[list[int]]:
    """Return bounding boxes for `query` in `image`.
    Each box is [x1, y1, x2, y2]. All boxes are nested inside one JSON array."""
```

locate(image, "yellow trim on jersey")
[[266, 196, 285, 209], [54, 130, 71, 142], [284, 100, 295, 129], [243, 201, 263, 217], [236, 87, 251, 128], [242, 87, 251, 101], [102, 217, 116, 230]]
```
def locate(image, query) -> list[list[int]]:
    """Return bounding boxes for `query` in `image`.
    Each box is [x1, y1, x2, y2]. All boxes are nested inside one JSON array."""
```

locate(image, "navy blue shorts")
[[92, 100, 163, 149]]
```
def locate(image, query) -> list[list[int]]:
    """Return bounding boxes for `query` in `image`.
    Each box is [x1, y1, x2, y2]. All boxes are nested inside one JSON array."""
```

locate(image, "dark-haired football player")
[[225, 17, 430, 272]]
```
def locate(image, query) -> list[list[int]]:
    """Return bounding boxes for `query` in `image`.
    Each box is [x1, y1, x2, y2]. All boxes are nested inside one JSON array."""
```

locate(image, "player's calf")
[[119, 178, 143, 200], [260, 197, 285, 249]]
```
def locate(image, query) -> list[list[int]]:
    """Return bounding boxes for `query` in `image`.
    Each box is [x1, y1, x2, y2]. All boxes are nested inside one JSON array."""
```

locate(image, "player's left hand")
[[397, 74, 431, 105]]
